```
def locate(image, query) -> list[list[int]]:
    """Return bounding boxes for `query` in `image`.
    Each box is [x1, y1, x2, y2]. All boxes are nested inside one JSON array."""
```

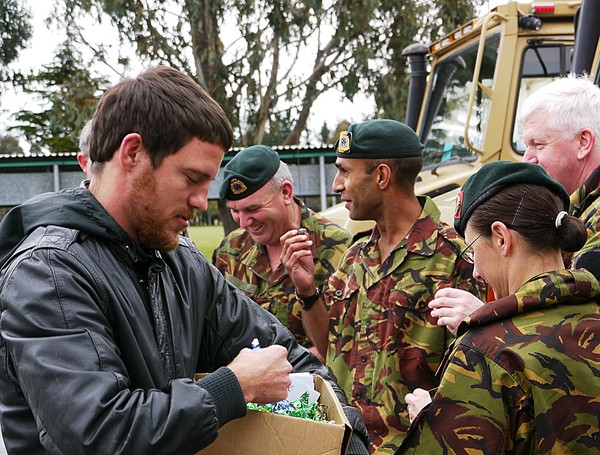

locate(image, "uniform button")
[[361, 355, 367, 363]]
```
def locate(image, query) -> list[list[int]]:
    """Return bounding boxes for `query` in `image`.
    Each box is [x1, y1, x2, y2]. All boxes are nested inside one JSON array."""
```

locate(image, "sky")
[[1, 0, 504, 153]]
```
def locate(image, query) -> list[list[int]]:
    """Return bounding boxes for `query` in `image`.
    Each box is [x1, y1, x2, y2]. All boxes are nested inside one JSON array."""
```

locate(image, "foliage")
[[7, 0, 481, 233], [10, 41, 108, 154], [372, 0, 482, 121], [0, 133, 23, 155], [56, 0, 482, 147], [0, 0, 32, 86]]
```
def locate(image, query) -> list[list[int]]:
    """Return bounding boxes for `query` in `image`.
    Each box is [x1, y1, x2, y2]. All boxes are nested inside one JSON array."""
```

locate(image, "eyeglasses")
[[458, 233, 482, 264]]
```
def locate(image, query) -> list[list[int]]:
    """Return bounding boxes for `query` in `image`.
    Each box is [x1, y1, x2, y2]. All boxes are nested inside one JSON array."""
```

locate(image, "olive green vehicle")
[[322, 0, 600, 232]]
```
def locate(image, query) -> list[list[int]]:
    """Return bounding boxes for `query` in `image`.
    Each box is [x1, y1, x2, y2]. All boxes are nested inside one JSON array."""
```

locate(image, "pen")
[[250, 338, 261, 351]]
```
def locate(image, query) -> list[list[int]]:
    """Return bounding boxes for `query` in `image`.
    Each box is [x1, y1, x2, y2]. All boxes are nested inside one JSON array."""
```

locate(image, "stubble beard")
[[129, 168, 183, 252]]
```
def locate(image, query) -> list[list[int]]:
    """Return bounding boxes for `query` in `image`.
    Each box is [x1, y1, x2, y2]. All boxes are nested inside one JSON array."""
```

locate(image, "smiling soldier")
[[212, 145, 352, 361]]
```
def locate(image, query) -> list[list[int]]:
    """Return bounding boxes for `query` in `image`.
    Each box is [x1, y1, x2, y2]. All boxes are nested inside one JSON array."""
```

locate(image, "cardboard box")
[[196, 375, 352, 455]]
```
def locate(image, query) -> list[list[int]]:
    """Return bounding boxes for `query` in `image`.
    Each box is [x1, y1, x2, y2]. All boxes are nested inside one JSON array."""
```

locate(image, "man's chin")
[[157, 237, 181, 252], [160, 232, 183, 252], [246, 228, 264, 241], [348, 213, 372, 222], [139, 229, 181, 252]]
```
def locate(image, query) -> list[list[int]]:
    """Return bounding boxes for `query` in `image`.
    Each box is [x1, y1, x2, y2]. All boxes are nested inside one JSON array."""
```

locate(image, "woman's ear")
[[490, 221, 513, 256]]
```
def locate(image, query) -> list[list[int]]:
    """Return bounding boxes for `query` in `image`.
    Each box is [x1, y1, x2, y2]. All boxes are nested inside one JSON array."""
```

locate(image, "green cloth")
[[219, 145, 280, 200], [334, 119, 423, 159]]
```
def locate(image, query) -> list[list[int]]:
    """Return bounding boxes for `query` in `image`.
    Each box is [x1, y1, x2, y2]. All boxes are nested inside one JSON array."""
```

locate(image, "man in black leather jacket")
[[0, 66, 368, 454]]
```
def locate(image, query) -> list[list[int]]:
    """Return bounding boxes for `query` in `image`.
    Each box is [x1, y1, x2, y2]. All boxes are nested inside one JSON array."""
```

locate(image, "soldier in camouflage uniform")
[[430, 75, 600, 334], [281, 119, 484, 454], [399, 161, 600, 454], [522, 75, 600, 278], [213, 145, 352, 358]]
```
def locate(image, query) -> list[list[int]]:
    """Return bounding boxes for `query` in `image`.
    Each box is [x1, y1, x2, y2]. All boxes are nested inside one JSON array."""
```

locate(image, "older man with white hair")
[[429, 74, 600, 335]]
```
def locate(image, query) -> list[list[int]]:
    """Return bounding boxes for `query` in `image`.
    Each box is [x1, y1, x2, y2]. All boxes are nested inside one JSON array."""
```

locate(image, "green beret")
[[454, 161, 570, 237], [334, 119, 424, 159], [219, 145, 280, 200]]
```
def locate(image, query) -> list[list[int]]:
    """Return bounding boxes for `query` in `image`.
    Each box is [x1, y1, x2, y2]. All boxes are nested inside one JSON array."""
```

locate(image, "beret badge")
[[230, 178, 248, 195], [337, 131, 351, 154], [454, 191, 464, 220]]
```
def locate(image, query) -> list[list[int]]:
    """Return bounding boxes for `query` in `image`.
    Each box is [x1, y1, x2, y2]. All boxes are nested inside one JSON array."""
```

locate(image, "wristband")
[[296, 290, 320, 311]]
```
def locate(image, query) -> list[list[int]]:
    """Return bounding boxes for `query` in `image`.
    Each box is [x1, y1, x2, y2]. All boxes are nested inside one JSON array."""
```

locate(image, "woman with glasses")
[[396, 161, 600, 454]]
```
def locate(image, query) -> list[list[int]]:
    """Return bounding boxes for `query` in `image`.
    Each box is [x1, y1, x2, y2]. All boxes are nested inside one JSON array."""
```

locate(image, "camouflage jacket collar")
[[365, 196, 442, 257], [570, 165, 600, 218], [358, 197, 443, 278], [458, 269, 600, 336]]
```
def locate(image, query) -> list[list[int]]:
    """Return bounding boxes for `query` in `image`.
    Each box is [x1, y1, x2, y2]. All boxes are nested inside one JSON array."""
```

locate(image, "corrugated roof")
[[0, 143, 333, 161]]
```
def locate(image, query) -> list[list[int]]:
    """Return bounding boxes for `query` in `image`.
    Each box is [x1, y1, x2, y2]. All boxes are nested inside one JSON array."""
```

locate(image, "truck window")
[[420, 34, 500, 169], [512, 43, 573, 153]]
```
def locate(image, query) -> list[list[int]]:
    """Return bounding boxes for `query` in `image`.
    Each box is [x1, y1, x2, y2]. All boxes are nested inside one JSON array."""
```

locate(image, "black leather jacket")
[[0, 188, 368, 454]]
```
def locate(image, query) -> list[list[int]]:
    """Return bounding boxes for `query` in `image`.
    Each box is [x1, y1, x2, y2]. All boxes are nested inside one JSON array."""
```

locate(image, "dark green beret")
[[454, 161, 570, 237], [334, 119, 424, 159], [219, 145, 280, 200]]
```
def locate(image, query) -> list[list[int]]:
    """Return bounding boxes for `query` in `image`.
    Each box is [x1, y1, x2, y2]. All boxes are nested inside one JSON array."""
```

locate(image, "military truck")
[[321, 0, 600, 232]]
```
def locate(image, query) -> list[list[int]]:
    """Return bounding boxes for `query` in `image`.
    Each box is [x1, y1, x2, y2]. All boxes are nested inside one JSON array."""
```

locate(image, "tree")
[[0, 0, 32, 86], [0, 133, 23, 155], [51, 0, 480, 233], [56, 0, 481, 145], [10, 41, 108, 154], [0, 0, 31, 65], [371, 0, 481, 121]]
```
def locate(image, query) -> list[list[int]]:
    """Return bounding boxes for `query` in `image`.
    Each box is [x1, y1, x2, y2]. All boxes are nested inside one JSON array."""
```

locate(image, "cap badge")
[[337, 131, 351, 154], [454, 191, 464, 219], [230, 178, 247, 195]]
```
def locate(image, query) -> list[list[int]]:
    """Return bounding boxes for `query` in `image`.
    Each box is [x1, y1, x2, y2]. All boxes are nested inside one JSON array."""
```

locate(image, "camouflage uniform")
[[326, 196, 484, 454], [568, 165, 600, 279], [398, 269, 600, 454], [212, 197, 352, 348]]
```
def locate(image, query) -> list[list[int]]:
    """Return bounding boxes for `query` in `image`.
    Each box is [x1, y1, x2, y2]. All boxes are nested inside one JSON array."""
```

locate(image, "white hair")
[[520, 75, 600, 140], [78, 120, 93, 158], [269, 160, 293, 190]]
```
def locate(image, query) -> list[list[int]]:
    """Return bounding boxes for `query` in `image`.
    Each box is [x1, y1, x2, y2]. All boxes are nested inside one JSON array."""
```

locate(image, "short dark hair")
[[469, 183, 586, 253], [364, 156, 423, 190], [89, 65, 233, 167]]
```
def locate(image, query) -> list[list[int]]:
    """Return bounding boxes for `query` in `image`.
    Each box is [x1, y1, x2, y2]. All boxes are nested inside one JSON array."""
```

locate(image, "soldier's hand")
[[280, 229, 315, 295], [405, 388, 432, 423], [429, 288, 485, 335], [228, 345, 292, 404]]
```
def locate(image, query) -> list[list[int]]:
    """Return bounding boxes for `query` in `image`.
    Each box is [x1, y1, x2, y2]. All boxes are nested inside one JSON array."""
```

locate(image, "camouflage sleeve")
[[312, 226, 353, 298], [211, 237, 229, 274], [399, 344, 529, 454], [571, 208, 600, 280]]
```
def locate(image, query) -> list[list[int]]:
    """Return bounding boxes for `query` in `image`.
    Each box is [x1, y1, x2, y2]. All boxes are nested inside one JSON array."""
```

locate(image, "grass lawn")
[[187, 225, 226, 258]]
